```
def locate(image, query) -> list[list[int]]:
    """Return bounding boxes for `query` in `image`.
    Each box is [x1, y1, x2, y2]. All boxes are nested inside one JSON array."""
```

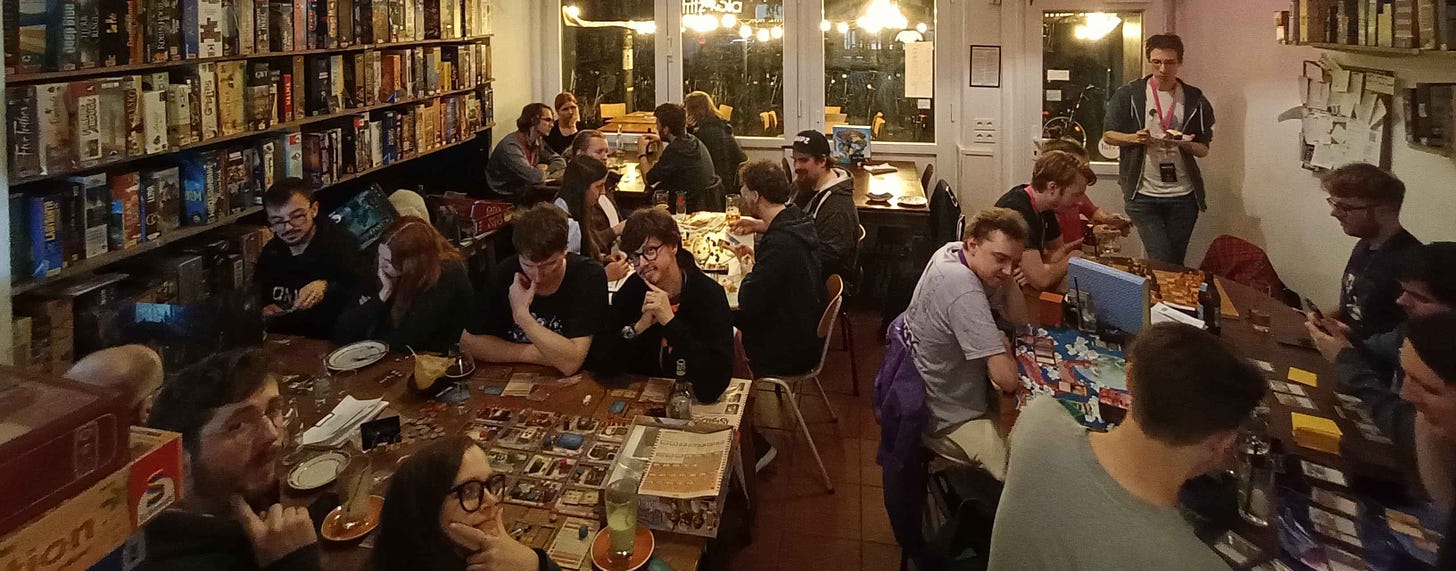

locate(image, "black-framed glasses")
[[1326, 197, 1379, 214], [628, 243, 667, 266], [267, 211, 310, 229], [449, 474, 507, 513]]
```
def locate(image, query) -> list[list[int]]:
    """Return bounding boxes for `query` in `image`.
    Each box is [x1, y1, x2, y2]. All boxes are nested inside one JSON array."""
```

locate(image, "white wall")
[[1176, 0, 1456, 306], [490, 0, 542, 147]]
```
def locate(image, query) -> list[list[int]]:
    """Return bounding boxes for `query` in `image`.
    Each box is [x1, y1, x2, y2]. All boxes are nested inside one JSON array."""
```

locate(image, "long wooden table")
[[266, 336, 749, 570]]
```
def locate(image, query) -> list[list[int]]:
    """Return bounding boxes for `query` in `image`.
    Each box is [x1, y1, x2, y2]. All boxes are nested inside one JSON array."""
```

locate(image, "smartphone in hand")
[[1302, 297, 1330, 333]]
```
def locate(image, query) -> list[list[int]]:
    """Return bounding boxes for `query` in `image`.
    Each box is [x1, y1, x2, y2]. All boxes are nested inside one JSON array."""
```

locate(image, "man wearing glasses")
[[1317, 163, 1421, 341], [592, 208, 734, 402], [462, 205, 607, 376], [1103, 33, 1216, 265], [256, 177, 367, 339]]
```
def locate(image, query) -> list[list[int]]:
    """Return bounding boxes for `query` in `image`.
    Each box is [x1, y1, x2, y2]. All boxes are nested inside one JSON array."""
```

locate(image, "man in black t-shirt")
[[992, 151, 1093, 292], [255, 178, 366, 339], [1319, 163, 1422, 341], [461, 204, 607, 376]]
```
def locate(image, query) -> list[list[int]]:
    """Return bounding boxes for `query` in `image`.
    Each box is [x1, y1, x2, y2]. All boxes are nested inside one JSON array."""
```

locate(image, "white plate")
[[326, 341, 389, 371], [288, 451, 349, 491], [898, 196, 928, 207]]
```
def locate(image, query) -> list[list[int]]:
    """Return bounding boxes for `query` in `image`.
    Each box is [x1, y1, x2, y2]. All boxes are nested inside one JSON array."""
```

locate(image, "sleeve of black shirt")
[[468, 260, 516, 337], [331, 293, 386, 346], [816, 197, 858, 276], [591, 277, 646, 376], [323, 227, 369, 303], [661, 278, 735, 402], [535, 548, 562, 571], [264, 545, 322, 571], [1105, 84, 1137, 135], [562, 259, 609, 339]]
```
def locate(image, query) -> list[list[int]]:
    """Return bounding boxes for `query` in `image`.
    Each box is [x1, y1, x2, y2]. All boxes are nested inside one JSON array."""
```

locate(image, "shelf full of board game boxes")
[[11, 120, 494, 296]]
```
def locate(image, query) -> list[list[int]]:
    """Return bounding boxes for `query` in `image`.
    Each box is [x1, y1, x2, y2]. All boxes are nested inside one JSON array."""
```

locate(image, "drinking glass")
[[724, 195, 741, 223], [281, 404, 309, 466], [1249, 308, 1272, 335], [605, 458, 646, 558]]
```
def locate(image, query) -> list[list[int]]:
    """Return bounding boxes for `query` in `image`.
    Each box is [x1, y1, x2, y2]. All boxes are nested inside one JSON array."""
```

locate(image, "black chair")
[[920, 162, 936, 193]]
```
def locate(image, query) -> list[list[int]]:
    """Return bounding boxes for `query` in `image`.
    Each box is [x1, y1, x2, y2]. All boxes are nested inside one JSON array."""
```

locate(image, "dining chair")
[[920, 162, 936, 193], [838, 225, 867, 395], [600, 103, 627, 120]]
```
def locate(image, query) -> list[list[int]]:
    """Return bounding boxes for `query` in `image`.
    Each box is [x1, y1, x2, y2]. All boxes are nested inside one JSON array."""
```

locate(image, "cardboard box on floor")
[[0, 428, 183, 571]]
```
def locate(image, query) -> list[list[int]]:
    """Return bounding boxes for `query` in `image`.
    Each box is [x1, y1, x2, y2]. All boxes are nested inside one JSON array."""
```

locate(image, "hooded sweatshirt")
[[804, 167, 860, 284], [645, 132, 723, 212], [142, 509, 321, 571], [1106, 75, 1216, 210], [690, 116, 748, 196], [255, 221, 367, 339], [736, 204, 826, 377], [592, 250, 734, 402]]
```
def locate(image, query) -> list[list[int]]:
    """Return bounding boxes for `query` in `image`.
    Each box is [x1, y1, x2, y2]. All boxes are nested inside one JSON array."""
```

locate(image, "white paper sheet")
[[904, 41, 934, 99], [1303, 113, 1333, 143], [1366, 74, 1395, 95], [1332, 69, 1352, 92], [1370, 99, 1388, 126], [1047, 69, 1071, 81], [1310, 143, 1339, 169], [302, 396, 388, 447], [1309, 81, 1331, 110]]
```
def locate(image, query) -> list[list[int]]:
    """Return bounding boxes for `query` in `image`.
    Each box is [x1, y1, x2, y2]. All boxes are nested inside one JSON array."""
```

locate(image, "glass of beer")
[[725, 194, 741, 223]]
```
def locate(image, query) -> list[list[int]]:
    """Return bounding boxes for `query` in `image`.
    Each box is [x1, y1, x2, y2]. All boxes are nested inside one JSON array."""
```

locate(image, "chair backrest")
[[805, 275, 845, 378], [872, 112, 886, 137], [717, 104, 733, 120], [781, 157, 793, 186], [600, 103, 627, 119], [825, 106, 842, 115], [1199, 234, 1288, 302], [920, 163, 936, 193]]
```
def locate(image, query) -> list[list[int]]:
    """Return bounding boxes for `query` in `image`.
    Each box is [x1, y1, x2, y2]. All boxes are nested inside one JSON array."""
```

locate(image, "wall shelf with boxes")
[[1274, 0, 1456, 56], [3, 0, 499, 373]]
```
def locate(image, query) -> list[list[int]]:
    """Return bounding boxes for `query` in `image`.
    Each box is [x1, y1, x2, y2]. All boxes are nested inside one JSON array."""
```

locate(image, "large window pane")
[[1041, 11, 1143, 162], [682, 1, 786, 137], [824, 0, 935, 143], [562, 1, 658, 129]]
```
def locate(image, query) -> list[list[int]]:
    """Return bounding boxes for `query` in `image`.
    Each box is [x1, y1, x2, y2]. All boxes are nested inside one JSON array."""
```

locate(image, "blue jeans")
[[1125, 193, 1200, 265]]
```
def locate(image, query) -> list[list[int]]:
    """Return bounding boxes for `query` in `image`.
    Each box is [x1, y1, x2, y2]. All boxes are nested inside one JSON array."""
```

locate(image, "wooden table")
[[605, 112, 658, 135], [851, 160, 928, 225], [266, 336, 745, 571]]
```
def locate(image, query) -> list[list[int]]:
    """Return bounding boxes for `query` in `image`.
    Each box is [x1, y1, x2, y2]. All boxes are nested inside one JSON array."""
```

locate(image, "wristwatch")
[[621, 325, 639, 340]]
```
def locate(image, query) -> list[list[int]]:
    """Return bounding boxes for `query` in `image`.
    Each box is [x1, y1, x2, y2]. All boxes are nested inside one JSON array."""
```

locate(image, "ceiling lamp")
[[916, 22, 926, 34], [684, 13, 720, 33], [820, 19, 831, 32], [835, 21, 849, 34], [756, 27, 770, 42], [771, 25, 783, 39], [856, 0, 908, 33], [720, 13, 737, 28], [739, 24, 752, 38], [1073, 12, 1121, 41]]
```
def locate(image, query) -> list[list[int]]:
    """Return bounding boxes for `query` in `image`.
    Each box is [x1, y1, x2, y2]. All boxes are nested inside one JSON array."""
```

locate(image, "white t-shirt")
[[553, 197, 583, 254], [1137, 81, 1194, 199]]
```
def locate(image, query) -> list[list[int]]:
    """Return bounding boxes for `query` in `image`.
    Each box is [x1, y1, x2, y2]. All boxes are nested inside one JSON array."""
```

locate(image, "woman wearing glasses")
[[590, 208, 734, 403], [333, 217, 475, 354], [373, 436, 560, 571]]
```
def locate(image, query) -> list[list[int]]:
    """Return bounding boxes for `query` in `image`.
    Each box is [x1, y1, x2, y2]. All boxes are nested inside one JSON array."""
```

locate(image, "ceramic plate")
[[287, 451, 349, 491], [898, 196, 928, 207], [326, 341, 389, 371], [321, 495, 384, 542]]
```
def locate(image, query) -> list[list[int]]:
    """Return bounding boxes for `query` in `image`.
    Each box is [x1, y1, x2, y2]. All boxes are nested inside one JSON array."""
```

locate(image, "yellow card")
[[1288, 367, 1319, 387]]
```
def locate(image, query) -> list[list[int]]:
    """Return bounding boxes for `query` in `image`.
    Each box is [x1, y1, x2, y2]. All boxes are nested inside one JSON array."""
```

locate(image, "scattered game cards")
[[1212, 531, 1262, 567], [523, 410, 561, 428], [505, 478, 564, 508], [1309, 506, 1363, 548], [1324, 545, 1366, 571], [1386, 508, 1424, 538], [555, 488, 603, 517], [585, 442, 620, 464], [498, 426, 547, 450], [1302, 460, 1350, 487], [547, 517, 598, 569], [1311, 488, 1359, 517], [1275, 392, 1317, 410], [570, 463, 609, 488], [477, 406, 516, 425], [640, 378, 674, 404], [558, 415, 600, 435], [1267, 380, 1308, 396], [465, 422, 502, 445], [597, 420, 631, 443], [486, 449, 530, 475], [1250, 359, 1275, 373]]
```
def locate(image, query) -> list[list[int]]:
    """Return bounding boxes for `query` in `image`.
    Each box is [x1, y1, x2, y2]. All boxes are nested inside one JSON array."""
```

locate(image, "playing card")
[[1302, 460, 1350, 486], [1386, 508, 1424, 537], [1251, 359, 1275, 373], [1212, 531, 1260, 566], [547, 517, 598, 569], [1325, 545, 1366, 571], [1311, 488, 1359, 517], [1269, 380, 1307, 396], [504, 478, 564, 508]]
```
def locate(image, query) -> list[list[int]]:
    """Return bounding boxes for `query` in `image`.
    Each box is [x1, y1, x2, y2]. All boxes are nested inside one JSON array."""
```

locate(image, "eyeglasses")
[[268, 211, 310, 229], [1148, 58, 1181, 67], [449, 474, 508, 512], [628, 243, 667, 266], [207, 400, 286, 443], [1326, 197, 1379, 213]]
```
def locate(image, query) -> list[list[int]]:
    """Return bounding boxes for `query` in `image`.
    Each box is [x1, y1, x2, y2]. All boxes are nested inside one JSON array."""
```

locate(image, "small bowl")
[[321, 495, 384, 542]]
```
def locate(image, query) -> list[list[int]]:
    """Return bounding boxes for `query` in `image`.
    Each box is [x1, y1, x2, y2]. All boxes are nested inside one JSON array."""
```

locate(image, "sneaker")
[[753, 430, 778, 472]]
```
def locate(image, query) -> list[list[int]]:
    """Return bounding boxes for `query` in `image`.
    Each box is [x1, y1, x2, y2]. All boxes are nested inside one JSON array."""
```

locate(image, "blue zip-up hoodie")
[[1105, 75, 1216, 210]]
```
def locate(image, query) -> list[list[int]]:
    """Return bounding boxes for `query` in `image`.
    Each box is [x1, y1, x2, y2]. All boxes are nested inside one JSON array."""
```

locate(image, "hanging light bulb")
[[857, 0, 908, 33], [835, 21, 849, 34], [563, 5, 580, 20], [739, 24, 752, 39], [756, 27, 770, 42], [720, 13, 737, 28], [771, 25, 783, 39], [684, 13, 720, 33], [820, 19, 831, 32], [916, 22, 927, 34], [1073, 12, 1121, 41]]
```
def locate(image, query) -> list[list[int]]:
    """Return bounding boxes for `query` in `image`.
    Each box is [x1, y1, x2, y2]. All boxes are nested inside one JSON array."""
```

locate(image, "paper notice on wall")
[[1370, 99, 1388, 126], [1303, 113, 1334, 143], [1310, 143, 1339, 169], [904, 41, 934, 99], [1332, 69, 1352, 92], [1330, 123, 1349, 144], [1345, 125, 1369, 158], [1047, 69, 1071, 81], [1366, 74, 1396, 95], [1309, 81, 1332, 110], [1046, 89, 1063, 102], [1300, 77, 1313, 105], [1357, 92, 1378, 121], [1364, 127, 1384, 164]]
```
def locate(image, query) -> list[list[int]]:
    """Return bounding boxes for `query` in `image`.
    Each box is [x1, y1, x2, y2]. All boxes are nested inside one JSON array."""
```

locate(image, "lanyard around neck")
[[1150, 78, 1177, 132]]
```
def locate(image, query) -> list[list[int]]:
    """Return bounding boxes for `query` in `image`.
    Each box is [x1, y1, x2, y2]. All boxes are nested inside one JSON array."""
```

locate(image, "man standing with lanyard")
[[1103, 34, 1216, 265]]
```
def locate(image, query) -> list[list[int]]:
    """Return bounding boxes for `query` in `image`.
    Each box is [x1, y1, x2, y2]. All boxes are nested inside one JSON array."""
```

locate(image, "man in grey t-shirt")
[[905, 208, 1030, 479], [989, 323, 1265, 569]]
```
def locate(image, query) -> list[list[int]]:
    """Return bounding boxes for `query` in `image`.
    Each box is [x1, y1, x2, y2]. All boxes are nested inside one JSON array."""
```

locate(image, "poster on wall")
[[969, 45, 1000, 88]]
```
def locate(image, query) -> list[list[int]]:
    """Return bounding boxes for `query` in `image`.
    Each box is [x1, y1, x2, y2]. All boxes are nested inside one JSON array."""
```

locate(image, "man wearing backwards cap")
[[992, 150, 1096, 292], [732, 130, 860, 286]]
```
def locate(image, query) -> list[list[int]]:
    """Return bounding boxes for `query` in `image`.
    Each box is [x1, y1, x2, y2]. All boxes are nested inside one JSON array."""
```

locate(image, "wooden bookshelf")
[[10, 82, 493, 186], [10, 120, 496, 295], [8, 35, 494, 85], [1296, 42, 1438, 57]]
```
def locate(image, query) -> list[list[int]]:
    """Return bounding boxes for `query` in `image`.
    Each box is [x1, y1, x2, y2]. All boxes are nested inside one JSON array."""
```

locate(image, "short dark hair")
[[262, 177, 314, 210], [1398, 242, 1456, 308], [739, 160, 792, 205], [620, 207, 682, 254], [147, 349, 273, 456], [1321, 163, 1405, 207], [511, 203, 570, 261], [966, 207, 1029, 243], [654, 103, 687, 138], [1126, 323, 1266, 446], [516, 102, 551, 132], [1031, 150, 1096, 191], [1407, 311, 1456, 384], [1145, 34, 1185, 61]]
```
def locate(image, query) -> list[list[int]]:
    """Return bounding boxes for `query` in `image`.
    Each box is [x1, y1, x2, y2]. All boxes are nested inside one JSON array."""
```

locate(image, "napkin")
[[302, 396, 388, 447]]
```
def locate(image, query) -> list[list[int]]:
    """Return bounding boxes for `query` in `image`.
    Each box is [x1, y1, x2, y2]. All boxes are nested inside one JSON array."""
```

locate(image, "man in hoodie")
[[256, 178, 367, 339], [144, 350, 320, 571], [732, 160, 827, 379], [637, 103, 724, 212], [1102, 34, 1216, 265], [735, 130, 860, 285], [487, 103, 568, 198], [593, 208, 734, 403]]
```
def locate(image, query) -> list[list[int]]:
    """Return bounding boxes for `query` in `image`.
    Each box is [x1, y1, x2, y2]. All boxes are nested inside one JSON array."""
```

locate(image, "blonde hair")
[[683, 91, 717, 124], [965, 207, 1029, 243]]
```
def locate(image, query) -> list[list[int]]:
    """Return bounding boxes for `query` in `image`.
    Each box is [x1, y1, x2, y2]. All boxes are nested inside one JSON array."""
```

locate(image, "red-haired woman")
[[334, 217, 475, 353]]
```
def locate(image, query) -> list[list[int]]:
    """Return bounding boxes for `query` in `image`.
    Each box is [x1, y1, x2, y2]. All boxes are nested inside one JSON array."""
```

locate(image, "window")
[[681, 1, 786, 137], [1041, 11, 1143, 162], [823, 0, 936, 143], [562, 1, 658, 129]]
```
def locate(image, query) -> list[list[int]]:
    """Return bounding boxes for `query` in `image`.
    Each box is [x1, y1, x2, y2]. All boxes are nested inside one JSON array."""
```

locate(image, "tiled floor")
[[722, 308, 901, 570]]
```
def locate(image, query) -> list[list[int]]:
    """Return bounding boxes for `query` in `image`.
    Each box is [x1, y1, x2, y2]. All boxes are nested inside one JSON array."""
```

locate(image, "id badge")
[[1159, 162, 1178, 183]]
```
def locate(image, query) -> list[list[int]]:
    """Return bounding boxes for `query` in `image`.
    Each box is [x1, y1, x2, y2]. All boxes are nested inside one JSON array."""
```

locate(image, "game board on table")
[[1013, 328, 1132, 431]]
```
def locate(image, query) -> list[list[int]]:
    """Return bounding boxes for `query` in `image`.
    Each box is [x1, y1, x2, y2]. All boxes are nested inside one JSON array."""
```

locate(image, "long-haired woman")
[[684, 91, 747, 195], [333, 217, 474, 353], [558, 156, 630, 282], [544, 92, 580, 155]]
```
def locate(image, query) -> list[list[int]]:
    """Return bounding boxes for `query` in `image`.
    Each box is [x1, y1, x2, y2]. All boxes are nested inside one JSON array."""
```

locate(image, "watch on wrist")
[[621, 325, 639, 340]]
